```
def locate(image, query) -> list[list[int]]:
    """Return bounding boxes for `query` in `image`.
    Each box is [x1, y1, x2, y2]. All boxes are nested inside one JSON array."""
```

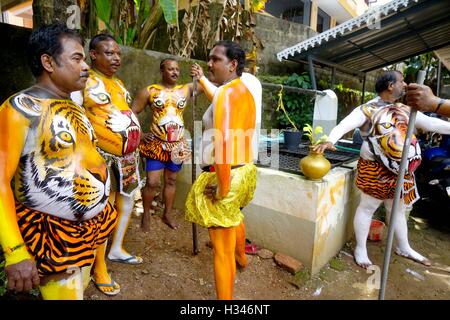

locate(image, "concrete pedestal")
[[174, 161, 360, 276]]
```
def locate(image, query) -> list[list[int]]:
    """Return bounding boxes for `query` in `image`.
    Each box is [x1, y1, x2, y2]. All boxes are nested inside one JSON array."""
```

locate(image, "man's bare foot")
[[162, 214, 178, 230], [354, 247, 372, 269], [395, 248, 431, 266]]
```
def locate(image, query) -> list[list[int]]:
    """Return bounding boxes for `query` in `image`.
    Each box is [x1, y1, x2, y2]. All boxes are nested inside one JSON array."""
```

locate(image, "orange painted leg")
[[208, 226, 236, 300], [235, 222, 247, 268]]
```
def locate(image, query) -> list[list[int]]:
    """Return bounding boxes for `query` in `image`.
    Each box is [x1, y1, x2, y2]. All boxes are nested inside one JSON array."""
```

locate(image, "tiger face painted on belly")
[[11, 94, 110, 221], [362, 103, 421, 175]]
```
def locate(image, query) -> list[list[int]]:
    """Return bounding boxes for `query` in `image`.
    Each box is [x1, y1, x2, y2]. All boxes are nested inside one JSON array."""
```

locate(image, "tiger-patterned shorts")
[[355, 158, 419, 206], [16, 202, 118, 277]]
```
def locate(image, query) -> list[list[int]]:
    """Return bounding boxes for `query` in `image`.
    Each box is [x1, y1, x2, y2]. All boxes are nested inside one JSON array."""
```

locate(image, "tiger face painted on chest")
[[11, 94, 110, 221], [83, 70, 141, 156], [148, 84, 189, 142], [363, 103, 421, 175]]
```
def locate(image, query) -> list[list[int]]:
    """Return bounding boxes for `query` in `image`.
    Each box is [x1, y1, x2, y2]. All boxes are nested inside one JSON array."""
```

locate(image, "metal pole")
[[191, 78, 199, 255], [361, 74, 367, 105], [378, 70, 426, 300], [331, 67, 336, 90], [436, 61, 442, 96], [308, 55, 317, 91]]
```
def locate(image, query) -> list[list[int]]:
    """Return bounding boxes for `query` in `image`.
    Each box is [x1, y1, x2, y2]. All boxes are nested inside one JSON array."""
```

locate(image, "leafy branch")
[[303, 124, 328, 146]]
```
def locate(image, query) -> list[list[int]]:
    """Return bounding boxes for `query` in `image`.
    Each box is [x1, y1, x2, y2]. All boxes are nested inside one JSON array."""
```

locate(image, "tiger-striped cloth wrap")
[[355, 158, 419, 206], [16, 202, 117, 276]]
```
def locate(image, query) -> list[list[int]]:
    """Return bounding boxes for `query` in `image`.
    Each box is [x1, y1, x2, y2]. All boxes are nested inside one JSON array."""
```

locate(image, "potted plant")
[[275, 73, 314, 150], [299, 124, 331, 180]]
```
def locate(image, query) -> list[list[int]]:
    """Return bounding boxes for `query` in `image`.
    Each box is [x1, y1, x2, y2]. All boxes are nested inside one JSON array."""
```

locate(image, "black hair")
[[27, 22, 84, 77], [160, 58, 177, 70], [89, 33, 117, 51], [375, 70, 403, 94], [213, 40, 246, 76]]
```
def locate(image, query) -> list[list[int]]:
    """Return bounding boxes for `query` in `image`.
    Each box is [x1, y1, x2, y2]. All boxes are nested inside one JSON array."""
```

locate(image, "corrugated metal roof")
[[276, 0, 450, 73]]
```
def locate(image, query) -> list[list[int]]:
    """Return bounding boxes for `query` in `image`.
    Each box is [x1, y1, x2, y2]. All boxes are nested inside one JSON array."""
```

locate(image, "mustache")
[[80, 71, 89, 78]]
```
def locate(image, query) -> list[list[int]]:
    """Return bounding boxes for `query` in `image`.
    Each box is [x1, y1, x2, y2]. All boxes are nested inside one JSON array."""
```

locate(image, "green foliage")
[[303, 124, 328, 146], [258, 74, 288, 85], [92, 0, 165, 48], [159, 0, 178, 25], [276, 72, 314, 130], [402, 53, 450, 86], [329, 257, 345, 271], [94, 0, 112, 25], [333, 83, 376, 123]]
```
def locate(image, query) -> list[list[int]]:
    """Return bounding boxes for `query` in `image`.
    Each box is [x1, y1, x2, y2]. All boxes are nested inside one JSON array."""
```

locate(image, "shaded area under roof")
[[277, 0, 450, 73]]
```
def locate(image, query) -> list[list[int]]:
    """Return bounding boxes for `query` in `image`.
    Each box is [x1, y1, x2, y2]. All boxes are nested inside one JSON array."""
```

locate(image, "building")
[[265, 0, 370, 33], [1, 0, 32, 28]]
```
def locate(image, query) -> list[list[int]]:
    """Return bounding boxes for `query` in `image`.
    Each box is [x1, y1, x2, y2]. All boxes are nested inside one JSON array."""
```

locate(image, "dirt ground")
[[84, 193, 450, 301]]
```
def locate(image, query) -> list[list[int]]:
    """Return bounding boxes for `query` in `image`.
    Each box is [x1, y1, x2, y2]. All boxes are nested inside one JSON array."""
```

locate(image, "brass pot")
[[299, 147, 331, 180]]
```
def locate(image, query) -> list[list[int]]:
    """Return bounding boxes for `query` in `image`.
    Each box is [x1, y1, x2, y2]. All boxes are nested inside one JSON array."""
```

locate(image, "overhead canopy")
[[276, 0, 450, 73]]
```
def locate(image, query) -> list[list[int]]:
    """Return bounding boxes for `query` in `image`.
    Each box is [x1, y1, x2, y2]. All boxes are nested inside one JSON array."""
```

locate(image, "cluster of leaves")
[[333, 83, 376, 122], [168, 0, 212, 58], [402, 53, 450, 86], [92, 0, 175, 48], [303, 124, 328, 146], [250, 0, 268, 12], [276, 72, 314, 131]]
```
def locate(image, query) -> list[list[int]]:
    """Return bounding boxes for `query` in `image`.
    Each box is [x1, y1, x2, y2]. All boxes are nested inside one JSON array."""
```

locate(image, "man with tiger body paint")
[[315, 71, 450, 269], [185, 40, 259, 300], [0, 23, 117, 299], [71, 34, 144, 296], [133, 59, 199, 231]]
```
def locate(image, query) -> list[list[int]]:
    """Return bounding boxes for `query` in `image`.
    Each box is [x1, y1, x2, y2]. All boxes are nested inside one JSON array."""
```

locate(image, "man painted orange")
[[0, 23, 117, 299], [133, 59, 196, 231], [72, 34, 144, 295], [185, 40, 258, 300]]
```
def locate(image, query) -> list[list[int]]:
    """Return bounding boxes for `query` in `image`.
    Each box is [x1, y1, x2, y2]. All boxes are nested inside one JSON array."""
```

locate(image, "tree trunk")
[[32, 0, 78, 29]]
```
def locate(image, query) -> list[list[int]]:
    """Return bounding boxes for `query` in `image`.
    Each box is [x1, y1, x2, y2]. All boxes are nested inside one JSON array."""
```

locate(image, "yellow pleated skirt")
[[185, 164, 257, 228]]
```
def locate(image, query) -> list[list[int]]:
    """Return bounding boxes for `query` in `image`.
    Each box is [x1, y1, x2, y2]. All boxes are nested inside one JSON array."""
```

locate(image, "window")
[[282, 5, 305, 24], [316, 8, 330, 32]]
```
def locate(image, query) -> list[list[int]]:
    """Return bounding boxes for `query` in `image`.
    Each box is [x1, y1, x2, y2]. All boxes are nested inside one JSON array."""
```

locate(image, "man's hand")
[[5, 259, 40, 292], [140, 132, 152, 144], [190, 63, 204, 81], [312, 141, 336, 154], [406, 83, 440, 113], [204, 184, 222, 201]]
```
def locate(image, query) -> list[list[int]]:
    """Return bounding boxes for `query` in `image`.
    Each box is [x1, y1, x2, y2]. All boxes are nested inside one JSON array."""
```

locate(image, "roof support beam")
[[332, 13, 450, 65], [291, 0, 443, 63], [302, 55, 366, 78], [347, 39, 390, 64], [362, 40, 450, 72]]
